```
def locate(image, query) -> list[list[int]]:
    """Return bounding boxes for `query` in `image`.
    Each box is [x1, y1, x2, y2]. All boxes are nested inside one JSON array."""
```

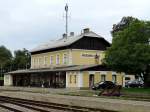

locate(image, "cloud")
[[0, 0, 149, 52]]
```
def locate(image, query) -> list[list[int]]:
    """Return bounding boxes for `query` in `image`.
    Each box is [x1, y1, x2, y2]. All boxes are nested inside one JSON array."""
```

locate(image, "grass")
[[0, 77, 3, 80], [122, 88, 150, 94], [58, 88, 150, 101], [59, 90, 100, 97]]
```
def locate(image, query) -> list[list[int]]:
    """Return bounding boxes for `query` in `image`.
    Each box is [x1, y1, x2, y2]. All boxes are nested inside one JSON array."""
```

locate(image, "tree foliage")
[[0, 46, 31, 76], [111, 16, 138, 35], [0, 46, 12, 68], [105, 17, 150, 87], [13, 48, 31, 70]]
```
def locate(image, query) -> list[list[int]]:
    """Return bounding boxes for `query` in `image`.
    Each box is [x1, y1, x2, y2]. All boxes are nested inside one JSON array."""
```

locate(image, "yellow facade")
[[31, 48, 124, 87], [94, 72, 100, 84], [83, 71, 89, 87], [5, 29, 127, 88], [67, 72, 78, 87], [30, 45, 126, 89], [31, 49, 105, 69], [31, 48, 124, 88], [72, 49, 105, 65], [80, 71, 124, 88], [31, 49, 70, 69]]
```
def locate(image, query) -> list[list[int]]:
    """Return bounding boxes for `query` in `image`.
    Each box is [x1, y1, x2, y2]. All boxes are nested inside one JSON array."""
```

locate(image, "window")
[[125, 77, 131, 80], [56, 54, 60, 65], [101, 75, 106, 82], [70, 75, 72, 83], [32, 58, 34, 66], [112, 75, 117, 83], [63, 53, 68, 64], [34, 58, 36, 65], [37, 58, 39, 66], [44, 56, 48, 65], [50, 55, 53, 65], [39, 57, 43, 66], [74, 75, 77, 83]]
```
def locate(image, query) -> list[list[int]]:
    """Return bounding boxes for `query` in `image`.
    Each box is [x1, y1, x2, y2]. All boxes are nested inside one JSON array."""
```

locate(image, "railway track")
[[0, 96, 117, 112]]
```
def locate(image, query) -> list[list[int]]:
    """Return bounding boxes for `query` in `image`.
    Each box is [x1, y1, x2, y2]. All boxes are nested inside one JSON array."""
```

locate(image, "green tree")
[[105, 17, 150, 87], [111, 16, 138, 35], [13, 48, 31, 70], [0, 46, 12, 77]]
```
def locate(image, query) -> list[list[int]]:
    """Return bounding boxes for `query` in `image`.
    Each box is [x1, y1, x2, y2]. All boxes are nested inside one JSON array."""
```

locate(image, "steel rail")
[[0, 96, 118, 112]]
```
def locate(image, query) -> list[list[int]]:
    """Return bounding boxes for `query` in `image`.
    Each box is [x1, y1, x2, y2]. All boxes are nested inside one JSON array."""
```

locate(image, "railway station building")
[[4, 28, 126, 89]]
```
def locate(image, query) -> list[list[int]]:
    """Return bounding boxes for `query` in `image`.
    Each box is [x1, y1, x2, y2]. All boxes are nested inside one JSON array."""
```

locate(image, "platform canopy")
[[7, 64, 111, 75]]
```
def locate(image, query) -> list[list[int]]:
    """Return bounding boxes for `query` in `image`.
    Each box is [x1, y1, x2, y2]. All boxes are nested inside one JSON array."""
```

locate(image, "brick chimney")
[[83, 28, 90, 33], [70, 32, 74, 36], [63, 33, 67, 38]]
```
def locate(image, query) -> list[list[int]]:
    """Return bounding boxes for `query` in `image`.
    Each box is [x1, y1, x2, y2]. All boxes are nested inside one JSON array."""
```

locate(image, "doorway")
[[89, 74, 94, 88]]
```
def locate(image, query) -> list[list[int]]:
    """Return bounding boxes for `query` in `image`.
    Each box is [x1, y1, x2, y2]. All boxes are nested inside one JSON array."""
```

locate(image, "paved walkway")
[[0, 87, 149, 112]]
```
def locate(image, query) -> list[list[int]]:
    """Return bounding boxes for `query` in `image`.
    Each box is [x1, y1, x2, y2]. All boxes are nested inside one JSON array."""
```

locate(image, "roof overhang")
[[7, 65, 111, 75]]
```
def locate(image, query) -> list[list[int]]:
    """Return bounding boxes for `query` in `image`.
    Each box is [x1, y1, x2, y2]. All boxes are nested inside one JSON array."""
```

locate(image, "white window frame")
[[37, 58, 40, 66], [44, 56, 48, 66], [63, 53, 68, 64], [74, 75, 77, 83], [112, 74, 117, 83], [31, 58, 34, 67], [39, 57, 43, 66], [50, 55, 54, 65], [70, 75, 72, 83], [101, 74, 106, 82], [34, 58, 36, 65], [56, 54, 60, 65]]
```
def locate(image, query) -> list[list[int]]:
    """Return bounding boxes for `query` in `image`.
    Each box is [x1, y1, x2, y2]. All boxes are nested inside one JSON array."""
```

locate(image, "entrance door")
[[89, 74, 94, 88]]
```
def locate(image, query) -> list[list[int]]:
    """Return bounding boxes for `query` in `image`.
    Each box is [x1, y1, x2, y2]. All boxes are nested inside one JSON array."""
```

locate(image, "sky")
[[0, 0, 150, 53]]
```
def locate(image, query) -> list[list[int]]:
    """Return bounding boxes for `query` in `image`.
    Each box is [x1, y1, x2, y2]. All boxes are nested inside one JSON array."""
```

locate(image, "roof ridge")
[[30, 30, 105, 53]]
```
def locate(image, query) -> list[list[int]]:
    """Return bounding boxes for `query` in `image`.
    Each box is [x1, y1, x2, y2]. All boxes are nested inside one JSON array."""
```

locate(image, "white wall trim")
[[89, 71, 96, 74], [88, 71, 111, 75], [112, 71, 117, 75], [78, 71, 83, 87], [100, 71, 107, 74], [63, 53, 67, 64], [50, 55, 54, 65], [66, 72, 69, 87], [71, 49, 105, 52], [44, 56, 48, 65], [56, 53, 60, 65], [4, 74, 13, 86], [68, 49, 72, 65]]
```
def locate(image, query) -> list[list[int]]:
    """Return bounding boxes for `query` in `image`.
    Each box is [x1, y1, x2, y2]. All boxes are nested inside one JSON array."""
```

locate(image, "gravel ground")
[[0, 91, 150, 112], [0, 87, 150, 112], [1, 103, 35, 112], [0, 107, 10, 112]]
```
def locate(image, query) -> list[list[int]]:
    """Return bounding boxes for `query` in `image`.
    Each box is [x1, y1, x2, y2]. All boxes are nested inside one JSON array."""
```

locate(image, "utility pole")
[[65, 3, 68, 37]]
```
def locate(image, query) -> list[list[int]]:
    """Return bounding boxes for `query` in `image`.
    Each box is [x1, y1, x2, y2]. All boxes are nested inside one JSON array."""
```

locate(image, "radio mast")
[[65, 3, 68, 37]]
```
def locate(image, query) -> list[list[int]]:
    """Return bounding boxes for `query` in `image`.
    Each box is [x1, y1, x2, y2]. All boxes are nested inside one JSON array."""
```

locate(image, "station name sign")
[[81, 53, 99, 58]]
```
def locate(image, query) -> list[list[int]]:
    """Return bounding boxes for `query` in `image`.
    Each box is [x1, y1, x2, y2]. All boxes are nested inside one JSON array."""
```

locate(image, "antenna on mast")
[[65, 3, 68, 37]]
